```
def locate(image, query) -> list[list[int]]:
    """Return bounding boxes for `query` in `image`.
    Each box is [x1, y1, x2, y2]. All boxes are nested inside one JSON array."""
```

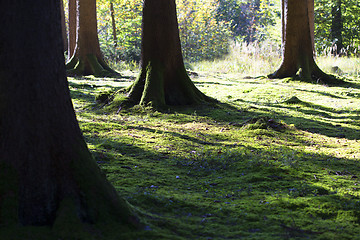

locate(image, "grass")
[[67, 55, 360, 239], [192, 41, 360, 79]]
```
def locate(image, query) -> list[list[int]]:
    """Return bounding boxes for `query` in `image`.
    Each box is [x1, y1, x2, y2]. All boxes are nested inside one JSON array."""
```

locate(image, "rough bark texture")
[[66, 0, 117, 76], [0, 0, 139, 234], [269, 0, 339, 84], [126, 0, 211, 108]]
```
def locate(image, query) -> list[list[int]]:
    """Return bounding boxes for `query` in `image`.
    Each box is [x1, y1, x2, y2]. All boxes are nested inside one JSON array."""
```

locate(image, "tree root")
[[268, 64, 345, 86], [124, 61, 214, 109], [66, 54, 120, 77]]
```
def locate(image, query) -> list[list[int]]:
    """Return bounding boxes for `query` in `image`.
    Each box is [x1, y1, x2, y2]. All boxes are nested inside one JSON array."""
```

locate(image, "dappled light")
[[70, 70, 360, 238], [2, 0, 360, 239]]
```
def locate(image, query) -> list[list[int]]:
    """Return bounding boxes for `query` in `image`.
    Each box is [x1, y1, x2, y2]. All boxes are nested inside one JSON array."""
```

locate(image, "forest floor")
[[69, 70, 360, 240]]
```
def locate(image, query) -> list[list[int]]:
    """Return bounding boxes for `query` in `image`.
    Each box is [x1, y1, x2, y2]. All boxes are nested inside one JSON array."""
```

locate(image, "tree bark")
[[66, 0, 118, 76], [110, 1, 118, 48], [308, 0, 315, 55], [126, 0, 212, 108], [331, 0, 343, 55], [68, 0, 77, 59], [60, 0, 68, 52], [269, 0, 340, 84], [0, 0, 140, 234]]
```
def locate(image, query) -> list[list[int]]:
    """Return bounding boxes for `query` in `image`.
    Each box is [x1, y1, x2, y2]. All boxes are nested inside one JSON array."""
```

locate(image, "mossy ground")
[[66, 70, 360, 239]]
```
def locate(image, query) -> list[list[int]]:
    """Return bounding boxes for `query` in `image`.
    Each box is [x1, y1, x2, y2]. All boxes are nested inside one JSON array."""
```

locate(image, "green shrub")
[[97, 0, 232, 63]]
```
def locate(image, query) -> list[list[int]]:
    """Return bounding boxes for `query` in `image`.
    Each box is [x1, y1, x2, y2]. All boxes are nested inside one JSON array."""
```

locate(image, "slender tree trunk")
[[269, 0, 340, 84], [110, 1, 118, 48], [66, 0, 118, 76], [281, 0, 285, 44], [126, 0, 212, 108], [60, 0, 68, 52], [68, 0, 77, 59], [331, 0, 343, 55], [0, 0, 140, 235]]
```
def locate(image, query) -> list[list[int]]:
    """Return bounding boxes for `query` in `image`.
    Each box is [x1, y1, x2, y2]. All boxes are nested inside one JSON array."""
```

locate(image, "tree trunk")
[[68, 0, 77, 59], [308, 0, 315, 55], [269, 0, 340, 84], [126, 0, 212, 108], [0, 0, 140, 235], [110, 1, 118, 48], [60, 0, 68, 52], [331, 0, 343, 55], [66, 0, 118, 76]]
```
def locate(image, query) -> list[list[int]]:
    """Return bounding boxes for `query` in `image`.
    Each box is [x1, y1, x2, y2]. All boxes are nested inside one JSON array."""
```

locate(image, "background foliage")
[[97, 0, 231, 63], [93, 0, 360, 64], [315, 0, 360, 56]]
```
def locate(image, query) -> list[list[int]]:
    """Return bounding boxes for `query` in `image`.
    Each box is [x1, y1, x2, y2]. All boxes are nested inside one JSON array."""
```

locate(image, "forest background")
[[63, 0, 360, 73]]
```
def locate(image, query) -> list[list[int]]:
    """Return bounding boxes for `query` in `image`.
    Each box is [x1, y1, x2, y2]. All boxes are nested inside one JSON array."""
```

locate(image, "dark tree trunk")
[[126, 0, 212, 108], [0, 0, 139, 234], [269, 0, 340, 84], [60, 0, 68, 52], [66, 0, 118, 76], [331, 0, 343, 55]]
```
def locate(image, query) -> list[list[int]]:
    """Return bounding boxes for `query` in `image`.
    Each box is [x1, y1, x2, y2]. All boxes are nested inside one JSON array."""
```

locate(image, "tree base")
[[0, 149, 143, 238], [66, 54, 120, 77], [268, 63, 344, 85], [124, 61, 215, 109]]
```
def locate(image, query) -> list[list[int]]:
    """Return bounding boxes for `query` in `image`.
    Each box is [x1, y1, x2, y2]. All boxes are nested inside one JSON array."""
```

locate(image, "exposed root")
[[124, 61, 214, 109], [66, 54, 120, 77]]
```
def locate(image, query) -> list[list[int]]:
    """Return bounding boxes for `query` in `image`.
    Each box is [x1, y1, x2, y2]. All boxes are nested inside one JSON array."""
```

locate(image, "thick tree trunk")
[[269, 0, 340, 84], [308, 0, 315, 55], [0, 0, 140, 234], [66, 0, 118, 76], [126, 0, 211, 108]]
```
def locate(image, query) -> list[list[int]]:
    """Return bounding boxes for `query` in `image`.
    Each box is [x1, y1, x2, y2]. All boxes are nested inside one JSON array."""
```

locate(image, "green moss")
[[52, 198, 97, 240], [66, 54, 119, 77], [6, 70, 360, 238]]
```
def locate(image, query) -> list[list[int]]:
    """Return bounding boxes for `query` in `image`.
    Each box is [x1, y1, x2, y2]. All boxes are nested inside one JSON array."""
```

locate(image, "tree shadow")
[[173, 98, 360, 140], [81, 128, 360, 239]]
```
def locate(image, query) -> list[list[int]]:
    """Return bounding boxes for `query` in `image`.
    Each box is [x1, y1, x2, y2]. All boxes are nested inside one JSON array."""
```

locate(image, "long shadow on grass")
[[183, 100, 360, 140], [295, 88, 347, 99], [69, 81, 129, 109], [83, 131, 360, 239]]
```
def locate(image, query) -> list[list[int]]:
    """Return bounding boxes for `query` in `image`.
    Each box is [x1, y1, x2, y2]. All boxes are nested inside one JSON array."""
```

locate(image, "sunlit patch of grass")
[[67, 65, 360, 239], [193, 40, 282, 77], [193, 40, 360, 80]]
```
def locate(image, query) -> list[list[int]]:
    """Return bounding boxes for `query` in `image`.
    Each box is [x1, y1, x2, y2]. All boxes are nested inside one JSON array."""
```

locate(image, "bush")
[[97, 0, 142, 63], [96, 0, 231, 64], [177, 0, 232, 62]]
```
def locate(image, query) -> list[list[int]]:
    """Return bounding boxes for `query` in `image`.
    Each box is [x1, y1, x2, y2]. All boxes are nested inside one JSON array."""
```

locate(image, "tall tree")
[[110, 0, 118, 48], [331, 0, 343, 55], [60, 0, 68, 52], [68, 0, 77, 59], [0, 0, 139, 236], [66, 0, 117, 76], [126, 0, 212, 108], [269, 0, 339, 84]]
